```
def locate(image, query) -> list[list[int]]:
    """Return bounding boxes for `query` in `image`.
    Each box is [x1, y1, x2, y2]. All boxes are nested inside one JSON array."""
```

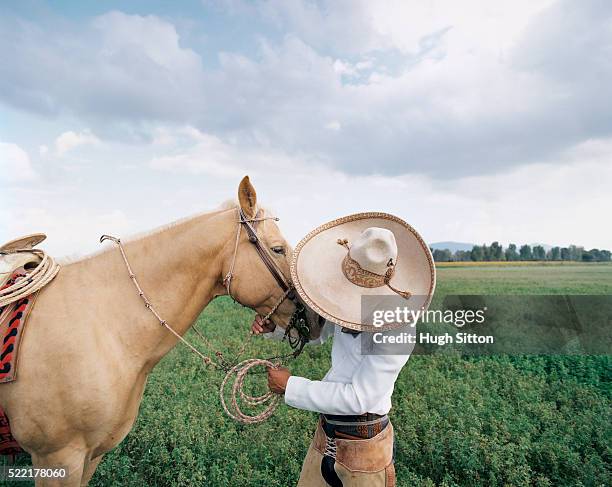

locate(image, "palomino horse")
[[0, 176, 296, 486]]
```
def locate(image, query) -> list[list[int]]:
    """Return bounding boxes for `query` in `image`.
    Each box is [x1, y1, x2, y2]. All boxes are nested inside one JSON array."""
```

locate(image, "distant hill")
[[430, 241, 476, 252]]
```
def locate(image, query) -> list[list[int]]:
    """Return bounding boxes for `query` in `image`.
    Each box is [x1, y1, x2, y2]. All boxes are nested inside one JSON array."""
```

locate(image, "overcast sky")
[[1, 0, 611, 256]]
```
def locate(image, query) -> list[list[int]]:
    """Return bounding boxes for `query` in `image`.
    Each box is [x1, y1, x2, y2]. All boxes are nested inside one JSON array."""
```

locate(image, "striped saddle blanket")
[[0, 407, 24, 457], [0, 269, 38, 457], [0, 269, 38, 384]]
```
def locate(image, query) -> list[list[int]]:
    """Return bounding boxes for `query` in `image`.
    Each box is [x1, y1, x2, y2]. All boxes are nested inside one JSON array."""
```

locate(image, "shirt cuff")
[[284, 375, 311, 409]]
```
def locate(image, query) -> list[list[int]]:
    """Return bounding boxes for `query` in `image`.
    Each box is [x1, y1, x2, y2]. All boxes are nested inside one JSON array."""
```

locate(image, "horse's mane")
[[60, 200, 276, 265], [60, 201, 240, 265]]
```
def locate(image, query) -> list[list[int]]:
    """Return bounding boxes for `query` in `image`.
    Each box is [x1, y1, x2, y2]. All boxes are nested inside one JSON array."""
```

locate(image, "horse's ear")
[[238, 175, 257, 219]]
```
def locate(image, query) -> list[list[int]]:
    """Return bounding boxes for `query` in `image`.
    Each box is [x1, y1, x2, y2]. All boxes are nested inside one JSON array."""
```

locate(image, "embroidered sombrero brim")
[[290, 212, 436, 332]]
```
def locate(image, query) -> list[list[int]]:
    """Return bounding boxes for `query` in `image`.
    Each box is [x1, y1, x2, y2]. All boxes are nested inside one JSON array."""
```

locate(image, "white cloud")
[[149, 128, 246, 177], [148, 126, 309, 178], [324, 120, 341, 131], [0, 142, 37, 182], [92, 11, 202, 73], [194, 2, 612, 177], [0, 11, 205, 123], [150, 153, 245, 178], [1, 3, 611, 177], [55, 130, 101, 156], [147, 127, 612, 251], [261, 137, 612, 251], [256, 0, 555, 55]]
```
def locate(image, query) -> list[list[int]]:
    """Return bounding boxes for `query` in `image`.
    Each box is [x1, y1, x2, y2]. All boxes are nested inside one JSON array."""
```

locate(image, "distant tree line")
[[431, 242, 612, 262]]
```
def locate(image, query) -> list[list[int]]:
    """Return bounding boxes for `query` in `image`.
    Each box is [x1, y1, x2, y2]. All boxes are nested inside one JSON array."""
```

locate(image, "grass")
[[3, 264, 611, 486], [434, 263, 612, 295]]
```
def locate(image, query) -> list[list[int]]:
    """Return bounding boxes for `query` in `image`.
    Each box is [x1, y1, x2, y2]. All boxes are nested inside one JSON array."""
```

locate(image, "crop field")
[[436, 261, 604, 267], [4, 263, 611, 486]]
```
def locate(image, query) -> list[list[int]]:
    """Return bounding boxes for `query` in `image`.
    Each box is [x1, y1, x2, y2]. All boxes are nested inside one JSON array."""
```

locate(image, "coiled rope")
[[0, 249, 60, 307], [220, 358, 281, 424]]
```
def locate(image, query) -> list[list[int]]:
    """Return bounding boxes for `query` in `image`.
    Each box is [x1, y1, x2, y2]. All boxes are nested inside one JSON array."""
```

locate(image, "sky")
[[1, 0, 611, 256]]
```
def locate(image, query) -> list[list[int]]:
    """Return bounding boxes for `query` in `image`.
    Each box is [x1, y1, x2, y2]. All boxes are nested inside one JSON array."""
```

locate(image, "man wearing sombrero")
[[252, 213, 436, 486]]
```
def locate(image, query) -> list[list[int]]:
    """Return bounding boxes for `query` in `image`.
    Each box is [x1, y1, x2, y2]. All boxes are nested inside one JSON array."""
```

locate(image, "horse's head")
[[222, 176, 296, 329]]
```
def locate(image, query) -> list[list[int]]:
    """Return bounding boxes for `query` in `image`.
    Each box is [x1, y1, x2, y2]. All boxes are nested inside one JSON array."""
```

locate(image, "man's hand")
[[251, 315, 276, 335], [267, 366, 291, 394]]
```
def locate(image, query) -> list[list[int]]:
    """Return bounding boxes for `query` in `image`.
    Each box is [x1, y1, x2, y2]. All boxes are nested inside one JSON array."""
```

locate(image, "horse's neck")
[[79, 208, 235, 368]]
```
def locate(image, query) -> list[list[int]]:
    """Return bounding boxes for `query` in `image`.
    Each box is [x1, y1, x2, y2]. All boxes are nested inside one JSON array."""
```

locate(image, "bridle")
[[223, 207, 295, 327]]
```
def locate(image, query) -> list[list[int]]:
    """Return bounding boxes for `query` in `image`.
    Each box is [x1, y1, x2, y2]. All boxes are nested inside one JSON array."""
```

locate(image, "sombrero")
[[290, 212, 436, 332]]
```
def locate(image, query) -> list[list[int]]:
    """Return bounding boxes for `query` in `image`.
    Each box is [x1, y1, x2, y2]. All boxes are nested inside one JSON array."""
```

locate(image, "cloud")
[[135, 125, 612, 252], [150, 150, 245, 178], [258, 136, 612, 251], [0, 2, 611, 181], [324, 120, 341, 131], [0, 142, 37, 182], [149, 126, 303, 178], [55, 130, 101, 156], [0, 11, 205, 124], [510, 0, 612, 138]]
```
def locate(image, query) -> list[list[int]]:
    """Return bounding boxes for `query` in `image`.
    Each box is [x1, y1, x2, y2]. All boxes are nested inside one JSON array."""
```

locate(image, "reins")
[[100, 207, 309, 424], [99, 234, 219, 367]]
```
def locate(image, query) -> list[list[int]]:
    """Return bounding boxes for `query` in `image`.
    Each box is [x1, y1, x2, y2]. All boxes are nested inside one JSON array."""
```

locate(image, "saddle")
[[0, 234, 60, 307], [0, 234, 47, 290]]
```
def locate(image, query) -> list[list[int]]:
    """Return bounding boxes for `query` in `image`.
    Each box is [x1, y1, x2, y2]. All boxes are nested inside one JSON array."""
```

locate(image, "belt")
[[322, 412, 387, 426], [320, 413, 389, 441]]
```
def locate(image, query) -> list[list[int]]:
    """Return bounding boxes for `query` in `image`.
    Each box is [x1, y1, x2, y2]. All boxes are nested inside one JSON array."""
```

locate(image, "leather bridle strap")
[[239, 208, 292, 293]]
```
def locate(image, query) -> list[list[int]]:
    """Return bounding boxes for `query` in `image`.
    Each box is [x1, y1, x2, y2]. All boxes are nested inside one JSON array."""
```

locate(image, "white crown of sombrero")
[[290, 212, 436, 332]]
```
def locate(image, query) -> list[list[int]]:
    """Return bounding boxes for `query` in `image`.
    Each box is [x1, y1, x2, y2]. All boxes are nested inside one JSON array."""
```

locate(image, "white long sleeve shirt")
[[267, 322, 411, 415]]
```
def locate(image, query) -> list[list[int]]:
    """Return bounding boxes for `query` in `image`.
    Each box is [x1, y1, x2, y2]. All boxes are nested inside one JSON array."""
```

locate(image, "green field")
[[6, 264, 612, 486]]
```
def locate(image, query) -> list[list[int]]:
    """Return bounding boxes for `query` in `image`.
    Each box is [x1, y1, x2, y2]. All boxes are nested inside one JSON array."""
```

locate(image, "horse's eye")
[[271, 246, 286, 255]]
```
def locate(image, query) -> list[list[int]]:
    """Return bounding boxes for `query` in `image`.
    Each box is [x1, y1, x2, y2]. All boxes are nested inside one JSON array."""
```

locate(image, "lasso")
[[220, 358, 281, 424], [0, 249, 60, 307]]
